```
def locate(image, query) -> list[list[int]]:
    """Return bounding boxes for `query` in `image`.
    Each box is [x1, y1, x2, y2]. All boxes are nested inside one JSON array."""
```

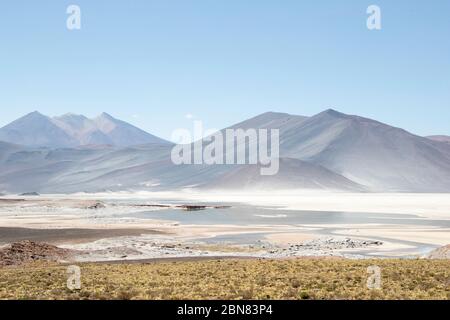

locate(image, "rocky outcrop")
[[86, 201, 106, 209], [426, 245, 450, 259], [0, 241, 73, 266]]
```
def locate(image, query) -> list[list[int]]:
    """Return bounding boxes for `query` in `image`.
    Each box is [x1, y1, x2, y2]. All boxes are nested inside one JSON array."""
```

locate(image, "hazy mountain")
[[92, 113, 169, 147], [0, 143, 230, 193], [0, 112, 170, 148], [0, 112, 78, 148], [278, 109, 450, 192], [203, 158, 365, 191], [181, 109, 450, 192], [427, 135, 450, 144], [52, 113, 113, 146], [0, 109, 449, 193], [228, 111, 308, 131], [0, 141, 22, 163]]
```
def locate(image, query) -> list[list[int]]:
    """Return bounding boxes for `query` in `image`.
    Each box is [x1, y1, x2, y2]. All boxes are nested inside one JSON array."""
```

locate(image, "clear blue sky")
[[1, 0, 449, 140]]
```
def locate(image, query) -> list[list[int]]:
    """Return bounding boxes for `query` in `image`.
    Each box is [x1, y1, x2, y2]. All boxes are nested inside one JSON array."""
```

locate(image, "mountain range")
[[0, 111, 169, 148], [0, 110, 449, 193]]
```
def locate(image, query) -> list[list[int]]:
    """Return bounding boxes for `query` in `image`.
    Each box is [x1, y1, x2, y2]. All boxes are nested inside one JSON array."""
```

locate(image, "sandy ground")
[[264, 233, 316, 245], [0, 227, 164, 246], [0, 198, 174, 229], [332, 226, 450, 246]]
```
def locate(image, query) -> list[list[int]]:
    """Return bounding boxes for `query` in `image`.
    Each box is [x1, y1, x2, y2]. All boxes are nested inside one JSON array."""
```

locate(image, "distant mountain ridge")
[[0, 109, 449, 193], [193, 108, 450, 192], [0, 111, 78, 148], [427, 135, 450, 144], [0, 111, 170, 148], [276, 109, 450, 191]]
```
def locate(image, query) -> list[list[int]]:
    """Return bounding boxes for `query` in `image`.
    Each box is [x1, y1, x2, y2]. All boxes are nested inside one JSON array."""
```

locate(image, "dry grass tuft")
[[0, 258, 448, 300]]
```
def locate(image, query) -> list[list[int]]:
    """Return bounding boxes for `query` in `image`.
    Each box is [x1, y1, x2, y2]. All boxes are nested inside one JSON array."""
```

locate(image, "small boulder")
[[426, 245, 450, 259], [86, 201, 106, 209]]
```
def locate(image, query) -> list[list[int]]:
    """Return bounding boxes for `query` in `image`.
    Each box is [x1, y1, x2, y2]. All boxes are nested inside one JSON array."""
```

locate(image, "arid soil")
[[0, 241, 74, 266], [0, 227, 164, 245]]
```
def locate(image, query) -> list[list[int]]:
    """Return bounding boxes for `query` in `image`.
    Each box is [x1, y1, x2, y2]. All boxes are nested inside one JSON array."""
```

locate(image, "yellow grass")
[[0, 258, 448, 300]]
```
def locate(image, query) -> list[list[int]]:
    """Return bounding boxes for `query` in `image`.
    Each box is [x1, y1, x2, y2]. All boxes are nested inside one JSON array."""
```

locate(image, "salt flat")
[[0, 191, 448, 260], [152, 190, 450, 219]]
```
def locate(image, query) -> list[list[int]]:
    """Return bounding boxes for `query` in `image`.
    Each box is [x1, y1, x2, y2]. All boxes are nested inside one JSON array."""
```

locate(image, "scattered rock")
[[252, 237, 384, 258], [86, 201, 106, 210], [176, 204, 231, 211], [0, 241, 73, 266], [426, 245, 450, 259], [178, 205, 207, 211], [300, 237, 383, 250]]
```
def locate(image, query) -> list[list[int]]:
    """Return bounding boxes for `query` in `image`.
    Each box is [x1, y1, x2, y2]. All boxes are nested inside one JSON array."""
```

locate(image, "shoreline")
[[0, 194, 448, 262], [0, 227, 165, 246]]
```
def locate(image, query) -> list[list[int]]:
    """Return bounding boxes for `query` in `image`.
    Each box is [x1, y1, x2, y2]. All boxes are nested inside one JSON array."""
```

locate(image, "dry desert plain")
[[0, 191, 449, 299]]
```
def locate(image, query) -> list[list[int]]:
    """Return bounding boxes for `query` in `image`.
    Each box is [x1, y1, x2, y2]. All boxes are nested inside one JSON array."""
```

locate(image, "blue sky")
[[0, 0, 449, 140]]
